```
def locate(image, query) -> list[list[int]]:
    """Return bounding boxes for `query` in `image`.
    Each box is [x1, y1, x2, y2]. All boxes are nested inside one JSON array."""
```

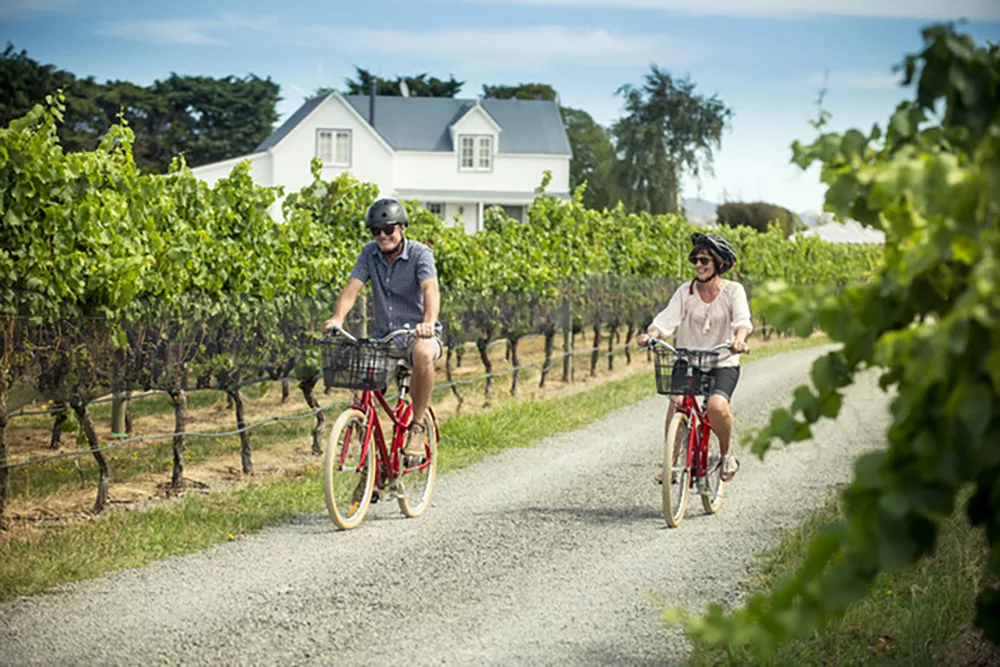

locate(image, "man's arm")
[[415, 277, 440, 338], [323, 278, 365, 332]]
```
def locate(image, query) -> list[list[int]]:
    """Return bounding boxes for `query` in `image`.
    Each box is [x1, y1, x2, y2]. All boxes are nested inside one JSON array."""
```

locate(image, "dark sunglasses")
[[371, 225, 398, 237], [690, 256, 713, 266]]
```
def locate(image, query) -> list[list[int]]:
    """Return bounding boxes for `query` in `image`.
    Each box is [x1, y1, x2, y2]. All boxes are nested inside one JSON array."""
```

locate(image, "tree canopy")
[[613, 65, 732, 216], [0, 43, 279, 173], [716, 201, 805, 236], [481, 83, 558, 101], [342, 67, 464, 97]]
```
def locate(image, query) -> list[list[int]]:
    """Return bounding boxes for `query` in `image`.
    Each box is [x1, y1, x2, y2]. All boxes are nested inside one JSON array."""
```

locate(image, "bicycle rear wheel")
[[663, 411, 691, 527], [324, 408, 375, 530], [700, 428, 726, 514], [397, 412, 438, 518]]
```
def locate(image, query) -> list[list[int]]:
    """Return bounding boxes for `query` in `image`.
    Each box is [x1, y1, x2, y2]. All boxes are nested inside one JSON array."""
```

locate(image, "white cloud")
[[807, 69, 906, 92], [0, 0, 74, 19], [313, 26, 687, 70], [459, 0, 1000, 21], [90, 17, 685, 69], [93, 13, 280, 46]]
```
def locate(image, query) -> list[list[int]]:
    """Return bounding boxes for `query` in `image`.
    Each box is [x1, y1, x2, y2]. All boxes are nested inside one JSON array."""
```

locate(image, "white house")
[[800, 219, 885, 244], [190, 91, 573, 233]]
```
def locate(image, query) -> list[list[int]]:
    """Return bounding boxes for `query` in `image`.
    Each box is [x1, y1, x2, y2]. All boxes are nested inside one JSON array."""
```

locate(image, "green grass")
[[1, 335, 832, 601], [687, 493, 998, 666]]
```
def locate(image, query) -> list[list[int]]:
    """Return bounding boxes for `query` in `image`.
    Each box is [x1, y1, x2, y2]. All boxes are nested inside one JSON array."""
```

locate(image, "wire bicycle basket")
[[322, 339, 392, 391], [653, 347, 721, 396]]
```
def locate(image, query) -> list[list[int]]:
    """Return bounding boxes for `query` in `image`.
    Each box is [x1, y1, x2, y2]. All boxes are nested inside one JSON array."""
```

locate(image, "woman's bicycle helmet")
[[689, 232, 737, 275]]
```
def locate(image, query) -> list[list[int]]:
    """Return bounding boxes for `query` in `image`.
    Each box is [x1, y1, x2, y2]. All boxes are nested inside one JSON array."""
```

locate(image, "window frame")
[[316, 128, 352, 167], [458, 134, 493, 172]]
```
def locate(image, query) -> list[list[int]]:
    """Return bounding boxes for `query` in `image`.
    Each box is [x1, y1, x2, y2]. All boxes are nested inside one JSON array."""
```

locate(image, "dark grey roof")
[[255, 93, 572, 155]]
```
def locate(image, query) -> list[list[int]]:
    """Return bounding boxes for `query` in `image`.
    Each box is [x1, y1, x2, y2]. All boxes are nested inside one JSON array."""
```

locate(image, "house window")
[[426, 202, 444, 216], [477, 136, 492, 169], [460, 136, 475, 169], [459, 134, 492, 171], [317, 129, 351, 166]]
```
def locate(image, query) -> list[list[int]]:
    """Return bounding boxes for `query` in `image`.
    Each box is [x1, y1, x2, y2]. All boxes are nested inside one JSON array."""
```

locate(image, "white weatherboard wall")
[[272, 97, 394, 199], [190, 152, 273, 188], [393, 153, 568, 195]]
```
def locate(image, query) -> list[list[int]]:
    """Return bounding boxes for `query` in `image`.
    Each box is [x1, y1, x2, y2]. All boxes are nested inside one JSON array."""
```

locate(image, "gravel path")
[[0, 345, 890, 666]]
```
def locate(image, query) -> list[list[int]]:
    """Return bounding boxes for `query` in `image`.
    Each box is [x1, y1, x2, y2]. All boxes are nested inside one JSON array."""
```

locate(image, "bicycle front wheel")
[[397, 412, 438, 518], [700, 427, 726, 514], [324, 408, 375, 530], [662, 411, 691, 527]]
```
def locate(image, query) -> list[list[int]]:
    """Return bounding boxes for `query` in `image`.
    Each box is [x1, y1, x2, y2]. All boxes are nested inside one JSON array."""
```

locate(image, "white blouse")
[[648, 279, 753, 368]]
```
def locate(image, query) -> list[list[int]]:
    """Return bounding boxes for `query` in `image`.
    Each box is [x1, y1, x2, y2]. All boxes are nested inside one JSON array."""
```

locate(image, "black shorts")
[[709, 366, 741, 402]]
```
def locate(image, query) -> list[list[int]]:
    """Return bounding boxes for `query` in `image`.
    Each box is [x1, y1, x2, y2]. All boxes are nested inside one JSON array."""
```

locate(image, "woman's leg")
[[707, 367, 741, 480]]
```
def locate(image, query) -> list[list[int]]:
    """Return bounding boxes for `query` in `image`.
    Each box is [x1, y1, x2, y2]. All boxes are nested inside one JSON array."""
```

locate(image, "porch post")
[[477, 201, 484, 232]]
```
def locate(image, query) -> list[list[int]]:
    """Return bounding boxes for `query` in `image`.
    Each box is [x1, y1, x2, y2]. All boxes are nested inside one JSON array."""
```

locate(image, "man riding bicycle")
[[323, 198, 443, 461], [637, 233, 751, 482]]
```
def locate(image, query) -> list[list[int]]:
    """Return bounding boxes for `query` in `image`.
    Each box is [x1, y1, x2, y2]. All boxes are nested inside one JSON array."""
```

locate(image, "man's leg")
[[403, 337, 441, 457], [409, 339, 438, 424]]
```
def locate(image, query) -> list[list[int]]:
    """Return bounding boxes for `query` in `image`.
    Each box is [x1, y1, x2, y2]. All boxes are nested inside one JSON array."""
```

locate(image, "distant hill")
[[681, 198, 717, 226], [797, 210, 834, 227]]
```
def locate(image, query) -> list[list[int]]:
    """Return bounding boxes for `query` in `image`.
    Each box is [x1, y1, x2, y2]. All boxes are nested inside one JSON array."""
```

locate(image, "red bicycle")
[[320, 325, 438, 530], [649, 338, 746, 528]]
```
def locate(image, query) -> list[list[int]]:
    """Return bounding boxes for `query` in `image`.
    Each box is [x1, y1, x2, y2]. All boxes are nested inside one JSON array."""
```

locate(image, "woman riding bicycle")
[[637, 232, 751, 482]]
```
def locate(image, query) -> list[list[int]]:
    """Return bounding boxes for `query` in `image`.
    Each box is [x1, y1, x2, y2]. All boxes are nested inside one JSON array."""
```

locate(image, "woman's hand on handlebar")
[[731, 339, 749, 354], [636, 332, 650, 348]]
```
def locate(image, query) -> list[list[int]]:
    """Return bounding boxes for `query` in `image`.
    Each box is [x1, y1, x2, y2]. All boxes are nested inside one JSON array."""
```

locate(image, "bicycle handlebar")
[[645, 337, 750, 356], [326, 323, 420, 345]]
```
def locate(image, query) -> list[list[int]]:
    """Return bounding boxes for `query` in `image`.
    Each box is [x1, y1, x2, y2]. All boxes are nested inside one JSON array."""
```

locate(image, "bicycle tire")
[[397, 412, 438, 518], [324, 408, 375, 530], [663, 411, 691, 527], [700, 428, 726, 514]]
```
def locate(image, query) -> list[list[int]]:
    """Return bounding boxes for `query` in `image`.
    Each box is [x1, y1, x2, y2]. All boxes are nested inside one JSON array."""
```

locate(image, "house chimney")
[[369, 79, 376, 126]]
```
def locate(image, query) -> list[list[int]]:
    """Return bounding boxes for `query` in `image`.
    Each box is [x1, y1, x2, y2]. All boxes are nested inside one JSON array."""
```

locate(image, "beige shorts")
[[390, 333, 443, 367]]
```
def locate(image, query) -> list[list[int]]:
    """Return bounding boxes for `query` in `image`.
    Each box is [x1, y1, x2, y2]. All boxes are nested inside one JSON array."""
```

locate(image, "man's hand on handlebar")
[[731, 339, 749, 354], [323, 318, 342, 335], [414, 322, 436, 338]]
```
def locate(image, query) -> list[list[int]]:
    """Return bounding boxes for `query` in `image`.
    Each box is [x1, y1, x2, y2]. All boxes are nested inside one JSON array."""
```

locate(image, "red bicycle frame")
[[341, 383, 435, 489], [673, 392, 714, 484]]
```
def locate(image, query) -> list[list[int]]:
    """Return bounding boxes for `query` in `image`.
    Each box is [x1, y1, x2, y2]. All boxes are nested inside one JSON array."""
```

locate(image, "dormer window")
[[459, 134, 492, 171], [317, 129, 351, 167]]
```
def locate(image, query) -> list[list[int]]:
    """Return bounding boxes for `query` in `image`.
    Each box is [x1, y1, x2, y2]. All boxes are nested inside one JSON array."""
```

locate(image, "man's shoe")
[[402, 423, 427, 467]]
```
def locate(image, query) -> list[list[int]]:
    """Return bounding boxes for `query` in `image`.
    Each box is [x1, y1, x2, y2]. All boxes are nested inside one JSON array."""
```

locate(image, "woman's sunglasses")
[[690, 256, 713, 266], [371, 225, 399, 237]]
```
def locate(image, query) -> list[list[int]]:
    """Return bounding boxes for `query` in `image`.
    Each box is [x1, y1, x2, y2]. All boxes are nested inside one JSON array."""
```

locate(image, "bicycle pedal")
[[370, 489, 381, 504]]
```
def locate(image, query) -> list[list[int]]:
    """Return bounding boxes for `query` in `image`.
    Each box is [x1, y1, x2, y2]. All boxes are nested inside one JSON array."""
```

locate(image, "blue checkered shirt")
[[349, 239, 440, 339]]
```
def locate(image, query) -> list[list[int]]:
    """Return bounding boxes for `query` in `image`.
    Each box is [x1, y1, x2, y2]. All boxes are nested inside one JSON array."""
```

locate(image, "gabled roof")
[[255, 94, 327, 152], [255, 94, 572, 156]]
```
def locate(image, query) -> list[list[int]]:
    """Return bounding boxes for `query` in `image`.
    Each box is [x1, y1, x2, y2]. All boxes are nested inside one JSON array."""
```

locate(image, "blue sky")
[[2, 0, 998, 213]]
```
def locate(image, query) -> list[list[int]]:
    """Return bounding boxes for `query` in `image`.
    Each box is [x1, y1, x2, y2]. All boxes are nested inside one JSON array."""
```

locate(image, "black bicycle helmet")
[[365, 198, 409, 228], [689, 232, 737, 274]]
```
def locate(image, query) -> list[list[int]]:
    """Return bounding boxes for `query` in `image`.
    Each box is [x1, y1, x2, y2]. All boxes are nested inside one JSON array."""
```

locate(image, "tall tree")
[[560, 107, 623, 210], [482, 83, 558, 101], [612, 65, 732, 215], [343, 67, 463, 97]]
